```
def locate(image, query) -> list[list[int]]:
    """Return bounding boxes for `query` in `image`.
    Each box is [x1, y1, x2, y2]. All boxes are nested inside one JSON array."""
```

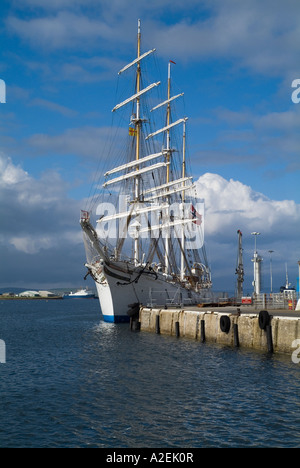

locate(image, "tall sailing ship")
[[81, 20, 212, 322]]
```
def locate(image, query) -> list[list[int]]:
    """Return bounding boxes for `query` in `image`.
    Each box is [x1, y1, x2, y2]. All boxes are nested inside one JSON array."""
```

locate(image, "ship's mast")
[[108, 30, 192, 274], [166, 62, 171, 184], [134, 19, 141, 265], [149, 60, 187, 276], [180, 120, 186, 281], [164, 62, 172, 274], [135, 19, 141, 169]]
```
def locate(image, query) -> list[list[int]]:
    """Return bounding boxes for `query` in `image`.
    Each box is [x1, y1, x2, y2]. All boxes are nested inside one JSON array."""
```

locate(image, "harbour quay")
[[138, 306, 300, 356]]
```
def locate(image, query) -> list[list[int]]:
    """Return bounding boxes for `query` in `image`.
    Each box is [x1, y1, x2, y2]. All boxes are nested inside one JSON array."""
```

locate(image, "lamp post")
[[298, 260, 300, 296], [251, 232, 262, 295], [251, 232, 260, 253], [268, 250, 274, 293]]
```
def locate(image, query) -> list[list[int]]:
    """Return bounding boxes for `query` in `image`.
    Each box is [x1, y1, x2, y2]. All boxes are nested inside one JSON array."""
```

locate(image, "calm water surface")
[[0, 299, 299, 448]]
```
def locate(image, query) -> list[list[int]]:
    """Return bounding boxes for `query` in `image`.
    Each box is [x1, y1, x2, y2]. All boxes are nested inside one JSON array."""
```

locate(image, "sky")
[[0, 0, 299, 293]]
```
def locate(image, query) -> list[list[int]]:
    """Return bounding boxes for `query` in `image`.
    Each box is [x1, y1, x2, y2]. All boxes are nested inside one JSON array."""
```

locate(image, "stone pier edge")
[[139, 307, 300, 356]]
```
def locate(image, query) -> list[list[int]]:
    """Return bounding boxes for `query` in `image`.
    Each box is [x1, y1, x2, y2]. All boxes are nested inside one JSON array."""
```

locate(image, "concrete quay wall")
[[139, 307, 300, 355]]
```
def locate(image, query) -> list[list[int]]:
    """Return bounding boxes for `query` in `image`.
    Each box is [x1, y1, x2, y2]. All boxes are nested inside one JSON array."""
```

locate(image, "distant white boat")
[[64, 288, 95, 299]]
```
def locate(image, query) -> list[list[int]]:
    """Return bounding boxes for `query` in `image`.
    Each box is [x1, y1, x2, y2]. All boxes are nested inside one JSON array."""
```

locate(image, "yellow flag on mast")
[[129, 127, 137, 136]]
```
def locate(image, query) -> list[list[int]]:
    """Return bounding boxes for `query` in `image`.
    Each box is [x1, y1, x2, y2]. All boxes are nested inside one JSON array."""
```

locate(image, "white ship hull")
[[93, 260, 210, 323]]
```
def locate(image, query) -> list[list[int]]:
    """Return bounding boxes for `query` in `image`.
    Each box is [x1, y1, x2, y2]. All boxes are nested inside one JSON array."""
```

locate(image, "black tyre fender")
[[127, 303, 140, 317], [220, 315, 231, 333], [259, 310, 270, 330], [127, 307, 139, 317]]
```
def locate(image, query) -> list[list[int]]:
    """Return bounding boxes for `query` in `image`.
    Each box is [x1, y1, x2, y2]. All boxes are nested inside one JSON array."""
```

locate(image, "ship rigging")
[[81, 20, 212, 322]]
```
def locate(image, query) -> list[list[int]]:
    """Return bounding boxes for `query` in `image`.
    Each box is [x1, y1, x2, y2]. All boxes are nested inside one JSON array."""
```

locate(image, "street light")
[[251, 232, 261, 252], [268, 250, 274, 293], [251, 232, 262, 295]]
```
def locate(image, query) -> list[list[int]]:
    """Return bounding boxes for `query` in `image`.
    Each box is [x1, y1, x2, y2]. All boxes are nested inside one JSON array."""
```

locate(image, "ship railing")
[[253, 292, 297, 310], [147, 287, 186, 308]]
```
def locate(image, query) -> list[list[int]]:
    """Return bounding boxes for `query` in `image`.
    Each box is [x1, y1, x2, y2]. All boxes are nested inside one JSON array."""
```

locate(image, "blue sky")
[[0, 0, 299, 292]]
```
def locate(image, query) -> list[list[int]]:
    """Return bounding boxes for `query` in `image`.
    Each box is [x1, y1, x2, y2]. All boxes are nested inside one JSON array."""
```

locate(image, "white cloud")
[[9, 236, 54, 254], [150, 0, 300, 76], [0, 153, 88, 286], [30, 98, 78, 117], [195, 173, 300, 291], [26, 126, 127, 159], [196, 173, 300, 238], [12, 0, 96, 9], [191, 106, 300, 172], [6, 0, 300, 78], [0, 154, 298, 289], [255, 110, 300, 132], [9, 230, 83, 254], [0, 153, 81, 252], [6, 11, 116, 51], [0, 153, 29, 186]]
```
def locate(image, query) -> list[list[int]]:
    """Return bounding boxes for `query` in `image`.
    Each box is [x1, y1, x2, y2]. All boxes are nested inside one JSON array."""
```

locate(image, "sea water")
[[0, 299, 299, 448]]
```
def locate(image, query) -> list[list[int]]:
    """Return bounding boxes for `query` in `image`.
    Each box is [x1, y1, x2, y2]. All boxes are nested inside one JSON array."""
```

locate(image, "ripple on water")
[[0, 301, 299, 448]]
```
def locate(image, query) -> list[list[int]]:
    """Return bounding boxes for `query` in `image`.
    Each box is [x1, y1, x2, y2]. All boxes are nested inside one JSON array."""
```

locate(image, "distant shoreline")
[[0, 296, 63, 300]]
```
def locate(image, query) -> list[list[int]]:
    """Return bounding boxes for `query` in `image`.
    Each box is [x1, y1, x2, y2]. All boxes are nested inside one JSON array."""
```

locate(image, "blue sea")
[[0, 299, 299, 448]]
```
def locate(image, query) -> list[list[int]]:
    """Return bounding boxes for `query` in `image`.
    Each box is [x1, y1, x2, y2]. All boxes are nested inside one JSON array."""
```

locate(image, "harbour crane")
[[235, 229, 244, 301]]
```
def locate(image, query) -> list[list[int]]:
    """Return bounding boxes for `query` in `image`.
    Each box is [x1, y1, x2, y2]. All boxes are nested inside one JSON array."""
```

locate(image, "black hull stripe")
[[104, 266, 131, 282]]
